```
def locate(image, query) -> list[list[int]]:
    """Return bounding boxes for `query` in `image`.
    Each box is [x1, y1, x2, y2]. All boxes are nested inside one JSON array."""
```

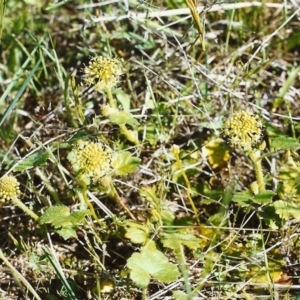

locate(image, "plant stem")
[[249, 150, 265, 191], [12, 197, 39, 221], [108, 183, 136, 220], [175, 244, 192, 298], [77, 180, 105, 227], [192, 190, 230, 296], [105, 87, 139, 145], [142, 287, 147, 300], [172, 145, 200, 224], [105, 87, 117, 109]]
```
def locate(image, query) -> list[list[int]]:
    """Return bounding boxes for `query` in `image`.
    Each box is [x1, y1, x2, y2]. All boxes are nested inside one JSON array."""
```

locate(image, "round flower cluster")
[[68, 140, 113, 186], [223, 111, 264, 151], [83, 56, 123, 91], [0, 175, 20, 201]]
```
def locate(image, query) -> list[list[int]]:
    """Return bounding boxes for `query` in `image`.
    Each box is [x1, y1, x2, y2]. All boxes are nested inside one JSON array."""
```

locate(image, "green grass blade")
[[42, 248, 78, 300], [0, 58, 41, 127], [0, 42, 40, 107]]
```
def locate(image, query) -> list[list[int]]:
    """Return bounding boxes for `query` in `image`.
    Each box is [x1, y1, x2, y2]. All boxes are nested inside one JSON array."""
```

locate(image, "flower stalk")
[[76, 179, 104, 227], [249, 150, 265, 191], [84, 56, 139, 145], [172, 145, 200, 224], [223, 111, 265, 192], [11, 196, 39, 221], [107, 182, 136, 220]]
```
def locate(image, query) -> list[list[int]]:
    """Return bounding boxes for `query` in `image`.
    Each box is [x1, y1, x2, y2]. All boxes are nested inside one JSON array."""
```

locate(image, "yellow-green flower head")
[[83, 56, 123, 91], [0, 175, 20, 201], [223, 111, 264, 151], [68, 140, 113, 185]]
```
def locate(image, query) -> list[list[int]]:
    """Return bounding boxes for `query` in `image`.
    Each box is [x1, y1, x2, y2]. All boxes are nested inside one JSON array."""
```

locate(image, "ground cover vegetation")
[[0, 0, 300, 299]]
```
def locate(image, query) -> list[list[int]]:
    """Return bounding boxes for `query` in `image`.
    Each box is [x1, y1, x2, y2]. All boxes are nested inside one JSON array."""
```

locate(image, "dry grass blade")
[[0, 250, 42, 300], [185, 0, 205, 51]]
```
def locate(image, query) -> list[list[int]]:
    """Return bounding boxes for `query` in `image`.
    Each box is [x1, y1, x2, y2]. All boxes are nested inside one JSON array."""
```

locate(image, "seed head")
[[83, 56, 123, 91], [223, 111, 264, 151], [68, 140, 113, 185], [0, 175, 21, 201]]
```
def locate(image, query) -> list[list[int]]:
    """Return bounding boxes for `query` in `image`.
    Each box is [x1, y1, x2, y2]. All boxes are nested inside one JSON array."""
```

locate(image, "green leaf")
[[71, 210, 90, 222], [125, 221, 149, 244], [208, 211, 228, 227], [127, 241, 180, 287], [140, 186, 159, 207], [271, 136, 300, 151], [57, 226, 78, 240], [273, 200, 300, 221], [114, 89, 131, 111], [232, 190, 253, 207], [161, 209, 175, 225], [40, 205, 90, 240], [258, 205, 280, 230], [40, 205, 70, 228], [253, 190, 275, 204], [112, 151, 140, 176], [172, 291, 189, 300], [162, 232, 201, 250], [265, 123, 287, 138], [67, 150, 76, 165], [232, 190, 275, 206], [13, 151, 49, 171], [109, 111, 139, 127]]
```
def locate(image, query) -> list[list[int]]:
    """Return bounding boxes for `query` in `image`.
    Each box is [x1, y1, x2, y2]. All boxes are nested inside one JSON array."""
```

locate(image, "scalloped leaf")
[[161, 209, 175, 224], [273, 200, 300, 221], [127, 241, 180, 287], [232, 190, 275, 207], [232, 190, 253, 207], [125, 221, 149, 245], [253, 190, 275, 204], [162, 232, 201, 250], [57, 226, 78, 240], [40, 205, 90, 239], [40, 205, 70, 228], [112, 151, 140, 176], [140, 186, 159, 206], [271, 136, 300, 151]]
